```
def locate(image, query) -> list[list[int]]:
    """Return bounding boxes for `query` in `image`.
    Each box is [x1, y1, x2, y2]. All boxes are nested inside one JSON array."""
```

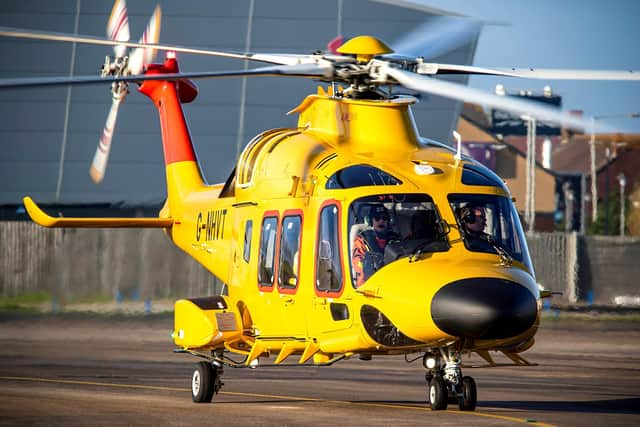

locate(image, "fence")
[[1, 223, 639, 306], [0, 223, 219, 304]]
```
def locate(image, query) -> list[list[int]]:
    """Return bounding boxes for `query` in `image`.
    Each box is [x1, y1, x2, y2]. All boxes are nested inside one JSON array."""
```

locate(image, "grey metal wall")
[[3, 223, 639, 307], [0, 222, 218, 302], [0, 0, 476, 205], [577, 235, 640, 305]]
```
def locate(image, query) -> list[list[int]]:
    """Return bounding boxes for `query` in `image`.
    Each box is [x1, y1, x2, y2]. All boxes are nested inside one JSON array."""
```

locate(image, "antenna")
[[453, 130, 462, 161]]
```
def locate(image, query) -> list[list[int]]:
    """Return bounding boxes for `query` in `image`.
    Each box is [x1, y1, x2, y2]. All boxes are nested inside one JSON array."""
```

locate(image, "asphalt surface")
[[0, 313, 638, 426]]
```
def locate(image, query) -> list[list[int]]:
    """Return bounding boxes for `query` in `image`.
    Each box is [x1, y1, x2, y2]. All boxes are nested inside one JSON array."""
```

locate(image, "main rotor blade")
[[393, 16, 482, 60], [0, 63, 333, 89], [90, 97, 122, 183], [429, 64, 640, 80], [386, 67, 590, 132], [0, 26, 311, 66]]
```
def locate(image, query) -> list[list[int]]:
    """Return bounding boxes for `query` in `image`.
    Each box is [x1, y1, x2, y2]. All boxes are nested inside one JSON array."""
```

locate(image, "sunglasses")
[[373, 214, 390, 221]]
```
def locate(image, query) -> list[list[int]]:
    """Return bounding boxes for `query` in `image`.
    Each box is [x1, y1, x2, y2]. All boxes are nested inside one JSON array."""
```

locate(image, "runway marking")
[[0, 376, 555, 426], [0, 376, 186, 393]]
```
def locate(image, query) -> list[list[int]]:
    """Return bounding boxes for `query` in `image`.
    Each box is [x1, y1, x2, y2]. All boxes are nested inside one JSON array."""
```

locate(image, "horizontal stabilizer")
[[23, 196, 173, 228]]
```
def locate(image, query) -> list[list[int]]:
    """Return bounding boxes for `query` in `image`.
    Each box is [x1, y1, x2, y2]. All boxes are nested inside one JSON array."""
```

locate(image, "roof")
[[552, 134, 640, 175], [457, 117, 497, 143]]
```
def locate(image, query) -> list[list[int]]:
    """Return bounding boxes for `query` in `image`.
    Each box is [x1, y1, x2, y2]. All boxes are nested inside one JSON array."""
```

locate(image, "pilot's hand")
[[363, 252, 383, 276]]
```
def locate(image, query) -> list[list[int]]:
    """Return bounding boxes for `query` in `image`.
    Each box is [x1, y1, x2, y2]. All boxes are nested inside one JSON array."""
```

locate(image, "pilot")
[[352, 205, 400, 287], [458, 204, 493, 251]]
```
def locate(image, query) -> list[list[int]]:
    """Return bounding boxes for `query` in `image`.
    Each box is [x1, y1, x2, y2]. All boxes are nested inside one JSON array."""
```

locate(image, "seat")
[[349, 223, 371, 253]]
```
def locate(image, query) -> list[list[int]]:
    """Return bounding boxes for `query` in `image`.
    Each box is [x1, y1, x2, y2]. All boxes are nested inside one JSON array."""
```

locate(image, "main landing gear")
[[191, 359, 224, 403], [423, 348, 477, 411]]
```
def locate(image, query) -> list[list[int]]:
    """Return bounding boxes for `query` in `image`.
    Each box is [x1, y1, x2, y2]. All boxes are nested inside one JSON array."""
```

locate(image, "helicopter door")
[[309, 202, 353, 336], [229, 205, 259, 335], [274, 210, 307, 337]]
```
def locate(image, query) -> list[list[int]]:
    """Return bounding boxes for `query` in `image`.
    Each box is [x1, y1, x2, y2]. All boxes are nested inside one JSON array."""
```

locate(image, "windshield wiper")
[[409, 240, 432, 262], [485, 237, 513, 266]]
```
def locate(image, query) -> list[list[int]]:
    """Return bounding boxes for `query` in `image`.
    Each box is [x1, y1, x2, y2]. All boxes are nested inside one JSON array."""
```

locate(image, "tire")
[[192, 361, 215, 403], [458, 376, 477, 411], [428, 376, 448, 410]]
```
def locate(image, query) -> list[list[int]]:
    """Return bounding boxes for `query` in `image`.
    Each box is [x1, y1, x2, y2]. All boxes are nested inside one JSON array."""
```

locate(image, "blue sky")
[[416, 0, 640, 132]]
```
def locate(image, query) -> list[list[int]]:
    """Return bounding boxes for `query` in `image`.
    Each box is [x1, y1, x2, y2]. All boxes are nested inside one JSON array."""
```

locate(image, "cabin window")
[[278, 214, 302, 291], [315, 203, 343, 294], [237, 129, 286, 187], [243, 220, 252, 263], [258, 215, 278, 289], [461, 164, 507, 191], [326, 164, 402, 189]]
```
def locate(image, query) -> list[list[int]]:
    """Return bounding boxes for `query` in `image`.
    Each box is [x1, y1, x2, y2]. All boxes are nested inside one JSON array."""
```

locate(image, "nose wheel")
[[424, 349, 477, 411]]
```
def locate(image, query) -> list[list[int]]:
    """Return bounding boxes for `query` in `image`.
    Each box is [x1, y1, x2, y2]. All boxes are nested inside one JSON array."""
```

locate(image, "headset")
[[460, 207, 478, 225]]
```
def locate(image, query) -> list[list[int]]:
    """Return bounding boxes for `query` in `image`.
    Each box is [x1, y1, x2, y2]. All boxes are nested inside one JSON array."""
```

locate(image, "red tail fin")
[[139, 55, 199, 165], [138, 55, 204, 201]]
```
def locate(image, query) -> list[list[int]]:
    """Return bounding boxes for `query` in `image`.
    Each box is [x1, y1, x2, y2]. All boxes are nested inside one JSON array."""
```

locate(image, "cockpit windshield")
[[348, 194, 449, 287], [449, 194, 533, 272]]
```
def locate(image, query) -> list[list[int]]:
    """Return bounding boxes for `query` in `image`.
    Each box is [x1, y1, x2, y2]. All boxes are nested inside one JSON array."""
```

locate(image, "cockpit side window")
[[348, 194, 450, 288], [326, 164, 402, 189], [449, 194, 532, 271], [461, 164, 508, 192]]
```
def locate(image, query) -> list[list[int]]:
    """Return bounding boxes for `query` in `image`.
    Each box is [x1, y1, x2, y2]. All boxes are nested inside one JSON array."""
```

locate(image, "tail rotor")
[[90, 0, 161, 183], [129, 5, 161, 75]]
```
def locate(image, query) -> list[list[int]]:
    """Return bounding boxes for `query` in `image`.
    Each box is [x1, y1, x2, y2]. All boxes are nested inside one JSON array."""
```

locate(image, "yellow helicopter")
[[2, 0, 638, 411]]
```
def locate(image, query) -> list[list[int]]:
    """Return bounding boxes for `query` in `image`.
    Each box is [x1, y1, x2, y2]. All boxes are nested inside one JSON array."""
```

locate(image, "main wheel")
[[457, 376, 477, 411], [428, 376, 448, 410], [192, 361, 215, 403]]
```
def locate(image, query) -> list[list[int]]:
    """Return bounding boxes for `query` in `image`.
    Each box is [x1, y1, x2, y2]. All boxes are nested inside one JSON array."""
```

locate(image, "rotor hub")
[[336, 35, 393, 63]]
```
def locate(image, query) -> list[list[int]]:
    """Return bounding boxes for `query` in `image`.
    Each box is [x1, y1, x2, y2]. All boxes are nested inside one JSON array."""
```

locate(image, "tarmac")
[[0, 309, 638, 426]]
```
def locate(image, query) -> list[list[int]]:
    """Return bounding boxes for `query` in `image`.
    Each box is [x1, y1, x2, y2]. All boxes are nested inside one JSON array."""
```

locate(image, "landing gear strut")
[[423, 348, 477, 411], [191, 356, 224, 403]]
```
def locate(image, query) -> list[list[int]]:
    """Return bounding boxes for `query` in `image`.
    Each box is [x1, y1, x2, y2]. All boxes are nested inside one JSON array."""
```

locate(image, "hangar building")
[[0, 0, 478, 207]]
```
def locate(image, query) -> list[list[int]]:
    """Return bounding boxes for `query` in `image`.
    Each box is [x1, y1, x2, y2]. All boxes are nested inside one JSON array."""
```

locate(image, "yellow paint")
[[24, 83, 541, 388], [336, 35, 393, 62], [173, 298, 241, 349], [23, 196, 173, 228]]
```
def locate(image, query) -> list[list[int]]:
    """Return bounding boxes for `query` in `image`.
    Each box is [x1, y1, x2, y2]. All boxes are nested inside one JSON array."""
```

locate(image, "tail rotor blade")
[[107, 0, 130, 58], [90, 97, 121, 183], [129, 5, 162, 75]]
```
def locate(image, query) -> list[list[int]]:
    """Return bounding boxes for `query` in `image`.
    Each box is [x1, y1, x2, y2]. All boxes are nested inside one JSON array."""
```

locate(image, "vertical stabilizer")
[[138, 55, 205, 209]]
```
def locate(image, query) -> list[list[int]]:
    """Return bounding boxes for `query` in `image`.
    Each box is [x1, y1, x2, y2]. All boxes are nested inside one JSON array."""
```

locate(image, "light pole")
[[523, 115, 536, 234], [618, 173, 627, 237]]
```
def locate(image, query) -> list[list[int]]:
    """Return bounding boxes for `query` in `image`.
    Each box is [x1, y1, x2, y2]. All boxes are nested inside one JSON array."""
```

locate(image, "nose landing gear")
[[423, 348, 477, 411]]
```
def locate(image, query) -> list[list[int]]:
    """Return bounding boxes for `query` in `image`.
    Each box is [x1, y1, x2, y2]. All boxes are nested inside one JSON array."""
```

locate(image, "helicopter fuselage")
[[146, 61, 541, 364]]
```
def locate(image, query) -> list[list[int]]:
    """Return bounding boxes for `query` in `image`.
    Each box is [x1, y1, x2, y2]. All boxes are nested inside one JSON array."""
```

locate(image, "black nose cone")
[[431, 278, 537, 340]]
